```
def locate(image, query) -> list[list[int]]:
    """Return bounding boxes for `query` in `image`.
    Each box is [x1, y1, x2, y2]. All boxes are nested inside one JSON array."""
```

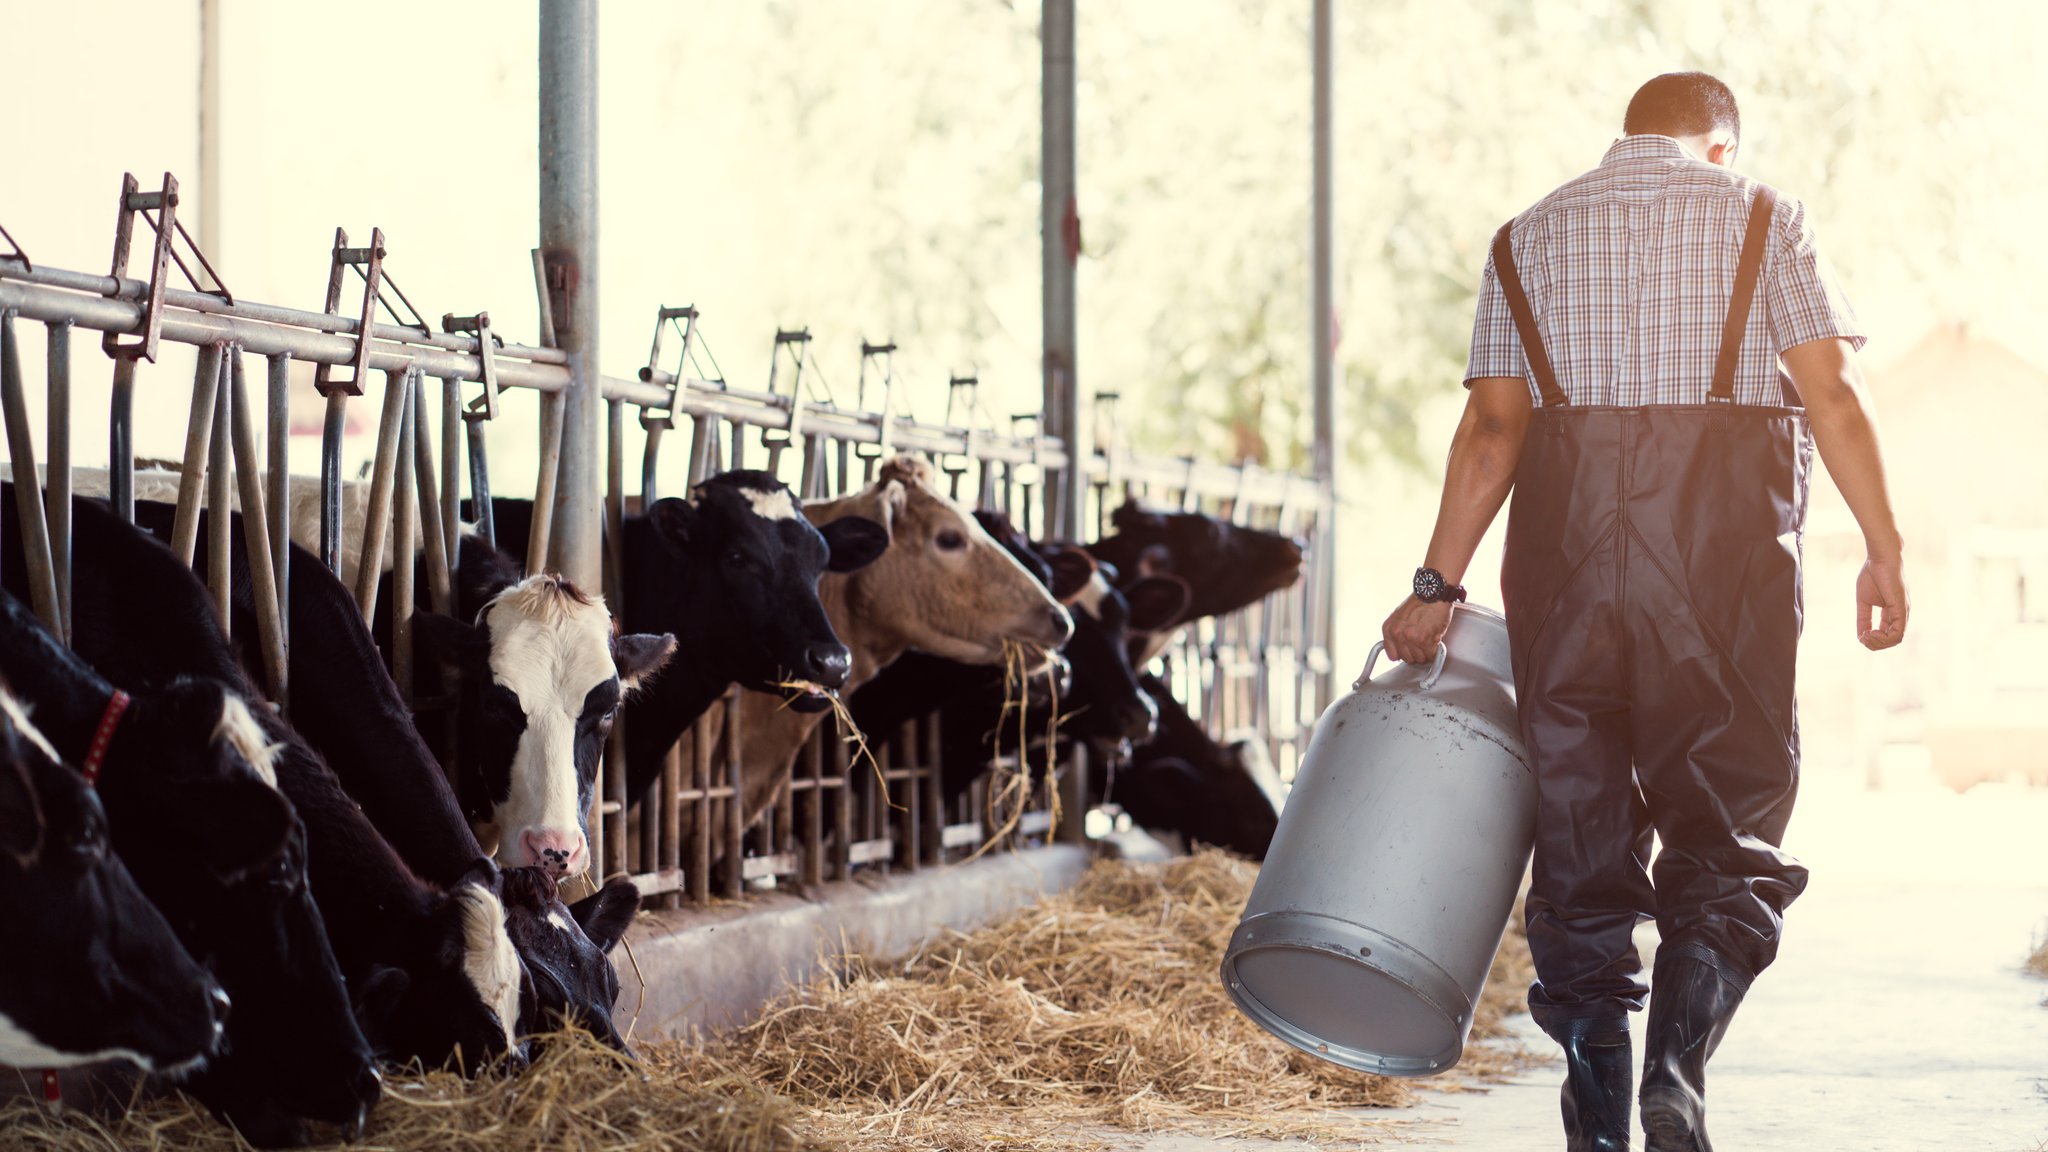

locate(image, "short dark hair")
[[1623, 72, 1741, 147]]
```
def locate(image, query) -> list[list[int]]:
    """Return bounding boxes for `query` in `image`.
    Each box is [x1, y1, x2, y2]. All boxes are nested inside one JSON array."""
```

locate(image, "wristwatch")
[[1413, 566, 1467, 605]]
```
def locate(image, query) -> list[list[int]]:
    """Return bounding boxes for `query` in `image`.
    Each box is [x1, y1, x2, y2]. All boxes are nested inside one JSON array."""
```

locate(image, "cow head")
[[1039, 550, 1192, 749], [1089, 501, 1304, 635], [499, 867, 638, 1052], [418, 576, 676, 879], [810, 456, 1072, 675], [353, 858, 525, 1076], [638, 471, 885, 712], [1115, 740, 1285, 860], [0, 688, 227, 1076]]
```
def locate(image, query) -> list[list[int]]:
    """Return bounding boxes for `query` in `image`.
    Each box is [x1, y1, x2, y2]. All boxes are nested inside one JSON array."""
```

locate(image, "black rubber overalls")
[[1493, 186, 1813, 1032]]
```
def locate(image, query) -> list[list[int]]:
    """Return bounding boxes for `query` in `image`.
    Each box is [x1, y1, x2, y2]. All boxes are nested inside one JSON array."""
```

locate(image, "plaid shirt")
[[1465, 135, 1864, 407]]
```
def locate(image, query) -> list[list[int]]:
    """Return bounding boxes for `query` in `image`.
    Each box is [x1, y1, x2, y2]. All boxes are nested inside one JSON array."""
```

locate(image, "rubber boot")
[[1553, 1016, 1634, 1152], [1640, 944, 1749, 1152]]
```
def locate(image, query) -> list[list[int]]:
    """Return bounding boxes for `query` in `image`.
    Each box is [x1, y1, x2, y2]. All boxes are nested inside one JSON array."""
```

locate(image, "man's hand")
[[1856, 553, 1909, 650], [1381, 596, 1454, 665]]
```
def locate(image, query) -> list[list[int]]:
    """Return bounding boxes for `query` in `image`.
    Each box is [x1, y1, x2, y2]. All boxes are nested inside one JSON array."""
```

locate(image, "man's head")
[[1624, 71, 1740, 167]]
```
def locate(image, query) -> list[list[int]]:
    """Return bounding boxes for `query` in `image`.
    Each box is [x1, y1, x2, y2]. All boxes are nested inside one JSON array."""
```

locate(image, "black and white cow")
[[1116, 671, 1285, 859], [483, 470, 888, 798], [6, 489, 525, 1082], [0, 586, 377, 1147], [1083, 500, 1304, 662], [496, 865, 638, 1052], [0, 676, 228, 1077], [126, 503, 642, 1057]]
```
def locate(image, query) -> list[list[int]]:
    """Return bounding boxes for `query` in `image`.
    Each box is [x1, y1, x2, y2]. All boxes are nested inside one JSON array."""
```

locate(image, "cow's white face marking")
[[546, 909, 572, 934], [0, 690, 63, 766], [213, 696, 280, 790], [741, 486, 798, 522], [484, 577, 616, 872], [0, 1009, 155, 1072], [1072, 572, 1111, 621], [454, 884, 521, 1049]]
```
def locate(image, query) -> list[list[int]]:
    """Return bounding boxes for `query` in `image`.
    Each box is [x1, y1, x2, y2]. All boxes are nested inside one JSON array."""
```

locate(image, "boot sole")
[[1639, 1088, 1706, 1152]]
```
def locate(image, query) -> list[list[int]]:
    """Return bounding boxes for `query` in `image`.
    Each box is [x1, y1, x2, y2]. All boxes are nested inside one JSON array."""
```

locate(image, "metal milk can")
[[1220, 603, 1533, 1076]]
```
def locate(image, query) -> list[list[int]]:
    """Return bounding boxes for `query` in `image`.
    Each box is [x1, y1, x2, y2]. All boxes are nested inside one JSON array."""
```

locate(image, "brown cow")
[[704, 454, 1072, 854]]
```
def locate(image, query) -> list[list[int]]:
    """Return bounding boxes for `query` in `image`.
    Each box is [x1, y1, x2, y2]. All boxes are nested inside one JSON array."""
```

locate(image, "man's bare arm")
[[1381, 377, 1533, 662], [1783, 337, 1909, 650]]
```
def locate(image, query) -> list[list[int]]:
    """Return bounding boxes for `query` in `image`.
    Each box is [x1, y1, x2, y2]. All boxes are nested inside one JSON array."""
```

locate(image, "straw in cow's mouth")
[[773, 680, 900, 812]]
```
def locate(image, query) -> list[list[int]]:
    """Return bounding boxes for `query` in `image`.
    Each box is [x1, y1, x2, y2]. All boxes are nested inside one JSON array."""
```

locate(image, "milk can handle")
[[1358, 641, 1448, 692]]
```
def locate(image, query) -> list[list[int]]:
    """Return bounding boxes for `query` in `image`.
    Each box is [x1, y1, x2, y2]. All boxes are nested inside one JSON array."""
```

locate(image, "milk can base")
[[1221, 911, 1473, 1078]]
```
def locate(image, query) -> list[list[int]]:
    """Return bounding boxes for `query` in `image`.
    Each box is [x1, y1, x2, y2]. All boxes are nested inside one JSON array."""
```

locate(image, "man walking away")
[[1379, 72, 1908, 1151]]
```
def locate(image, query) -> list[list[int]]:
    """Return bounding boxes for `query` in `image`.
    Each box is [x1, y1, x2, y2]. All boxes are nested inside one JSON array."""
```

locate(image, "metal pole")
[[1310, 0, 1338, 715], [108, 356, 137, 523], [538, 0, 603, 591], [45, 322, 71, 644], [0, 312, 61, 637], [1041, 0, 1082, 540], [199, 0, 223, 259]]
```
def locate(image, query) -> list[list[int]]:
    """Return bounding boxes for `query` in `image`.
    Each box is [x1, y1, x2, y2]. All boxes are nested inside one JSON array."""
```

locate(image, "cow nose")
[[520, 829, 589, 877], [1045, 604, 1075, 647], [802, 643, 852, 689]]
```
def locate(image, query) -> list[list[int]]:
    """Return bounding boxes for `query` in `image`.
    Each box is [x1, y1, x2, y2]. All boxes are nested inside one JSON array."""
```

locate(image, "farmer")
[[1380, 72, 1907, 1151]]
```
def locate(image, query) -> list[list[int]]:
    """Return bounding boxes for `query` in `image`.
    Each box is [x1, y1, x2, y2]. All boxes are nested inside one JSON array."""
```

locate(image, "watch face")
[[1415, 568, 1443, 601]]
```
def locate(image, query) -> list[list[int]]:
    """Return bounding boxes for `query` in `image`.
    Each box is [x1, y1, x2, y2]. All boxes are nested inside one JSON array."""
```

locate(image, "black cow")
[[497, 865, 639, 1051], [0, 675, 227, 1077], [4, 488, 524, 1083], [483, 470, 888, 797], [149, 511, 646, 1053], [1084, 500, 1304, 638], [0, 587, 377, 1147], [1112, 672, 1285, 859]]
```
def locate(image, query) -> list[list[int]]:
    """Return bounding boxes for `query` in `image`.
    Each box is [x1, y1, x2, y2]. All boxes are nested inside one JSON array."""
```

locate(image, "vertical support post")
[[413, 391, 453, 617], [440, 378, 460, 565], [44, 322, 71, 644], [1040, 0, 1082, 540], [199, 0, 223, 258], [0, 313, 61, 637], [1309, 0, 1339, 718], [392, 373, 418, 704], [538, 0, 603, 593], [267, 352, 291, 708], [320, 392, 349, 576], [206, 349, 233, 629], [353, 368, 410, 622], [108, 356, 137, 523], [170, 344, 223, 567], [229, 348, 287, 700]]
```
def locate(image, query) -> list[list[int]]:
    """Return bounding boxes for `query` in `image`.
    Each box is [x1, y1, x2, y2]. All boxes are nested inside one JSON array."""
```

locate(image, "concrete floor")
[[1122, 780, 2048, 1151]]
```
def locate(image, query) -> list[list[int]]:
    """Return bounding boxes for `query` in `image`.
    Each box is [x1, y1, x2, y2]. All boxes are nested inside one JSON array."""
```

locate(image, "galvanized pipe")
[[266, 351, 291, 705], [413, 391, 453, 617], [319, 393, 347, 576], [604, 398, 624, 606], [170, 344, 224, 567], [353, 368, 411, 621], [640, 419, 665, 506], [537, 0, 603, 593], [439, 377, 460, 566], [0, 313, 61, 637], [466, 418, 495, 551], [1310, 0, 1339, 717], [229, 348, 287, 697], [206, 349, 233, 629], [108, 355, 137, 523], [1041, 0, 1082, 539], [44, 321, 71, 643], [527, 391, 564, 576], [392, 374, 417, 702]]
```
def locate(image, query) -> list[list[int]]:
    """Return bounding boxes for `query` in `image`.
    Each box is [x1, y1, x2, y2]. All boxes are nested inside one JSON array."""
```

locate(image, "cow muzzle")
[[516, 828, 589, 877]]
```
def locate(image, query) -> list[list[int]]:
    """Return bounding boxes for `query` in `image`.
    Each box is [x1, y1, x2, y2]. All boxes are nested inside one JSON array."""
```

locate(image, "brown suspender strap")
[[1710, 185, 1780, 403], [1491, 220, 1568, 407]]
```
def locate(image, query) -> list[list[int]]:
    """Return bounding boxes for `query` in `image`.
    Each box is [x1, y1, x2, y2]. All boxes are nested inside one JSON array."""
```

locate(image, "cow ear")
[[192, 776, 296, 886], [1043, 548, 1098, 605], [414, 612, 490, 666], [877, 453, 933, 488], [1123, 575, 1193, 633], [820, 516, 889, 574], [1111, 501, 1162, 533], [648, 497, 697, 553], [0, 756, 44, 868], [352, 965, 411, 1043], [612, 633, 677, 691], [570, 877, 641, 954], [1092, 559, 1122, 585], [459, 854, 503, 895]]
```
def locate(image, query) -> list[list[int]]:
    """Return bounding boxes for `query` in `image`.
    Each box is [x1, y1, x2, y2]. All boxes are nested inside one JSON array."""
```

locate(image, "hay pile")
[[0, 854, 1536, 1152], [0, 1030, 815, 1152], [702, 850, 1537, 1148]]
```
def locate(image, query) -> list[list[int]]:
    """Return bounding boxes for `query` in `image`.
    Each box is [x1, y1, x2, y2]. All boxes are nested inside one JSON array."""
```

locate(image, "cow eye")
[[935, 529, 967, 552], [72, 821, 106, 865]]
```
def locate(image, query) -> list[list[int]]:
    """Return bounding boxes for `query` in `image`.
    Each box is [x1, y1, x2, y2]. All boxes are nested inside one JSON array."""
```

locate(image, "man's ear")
[[819, 516, 890, 574], [413, 612, 491, 666], [612, 633, 677, 690], [570, 877, 641, 954], [648, 497, 696, 554], [1042, 548, 1098, 605], [1123, 575, 1194, 634]]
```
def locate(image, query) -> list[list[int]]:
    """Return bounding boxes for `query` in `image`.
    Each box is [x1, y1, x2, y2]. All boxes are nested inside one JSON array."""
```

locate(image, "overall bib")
[[1493, 187, 1814, 1032]]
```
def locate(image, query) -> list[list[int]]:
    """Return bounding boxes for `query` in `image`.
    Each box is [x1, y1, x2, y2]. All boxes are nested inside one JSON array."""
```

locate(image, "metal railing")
[[0, 172, 1333, 916]]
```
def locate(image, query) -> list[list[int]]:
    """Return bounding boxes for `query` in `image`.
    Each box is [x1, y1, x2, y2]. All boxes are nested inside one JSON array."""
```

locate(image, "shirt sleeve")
[[1463, 244, 1527, 386], [1766, 195, 1866, 355]]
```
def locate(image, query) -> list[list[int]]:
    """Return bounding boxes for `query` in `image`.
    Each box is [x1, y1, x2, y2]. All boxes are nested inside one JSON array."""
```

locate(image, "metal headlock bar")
[[0, 175, 1331, 915]]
